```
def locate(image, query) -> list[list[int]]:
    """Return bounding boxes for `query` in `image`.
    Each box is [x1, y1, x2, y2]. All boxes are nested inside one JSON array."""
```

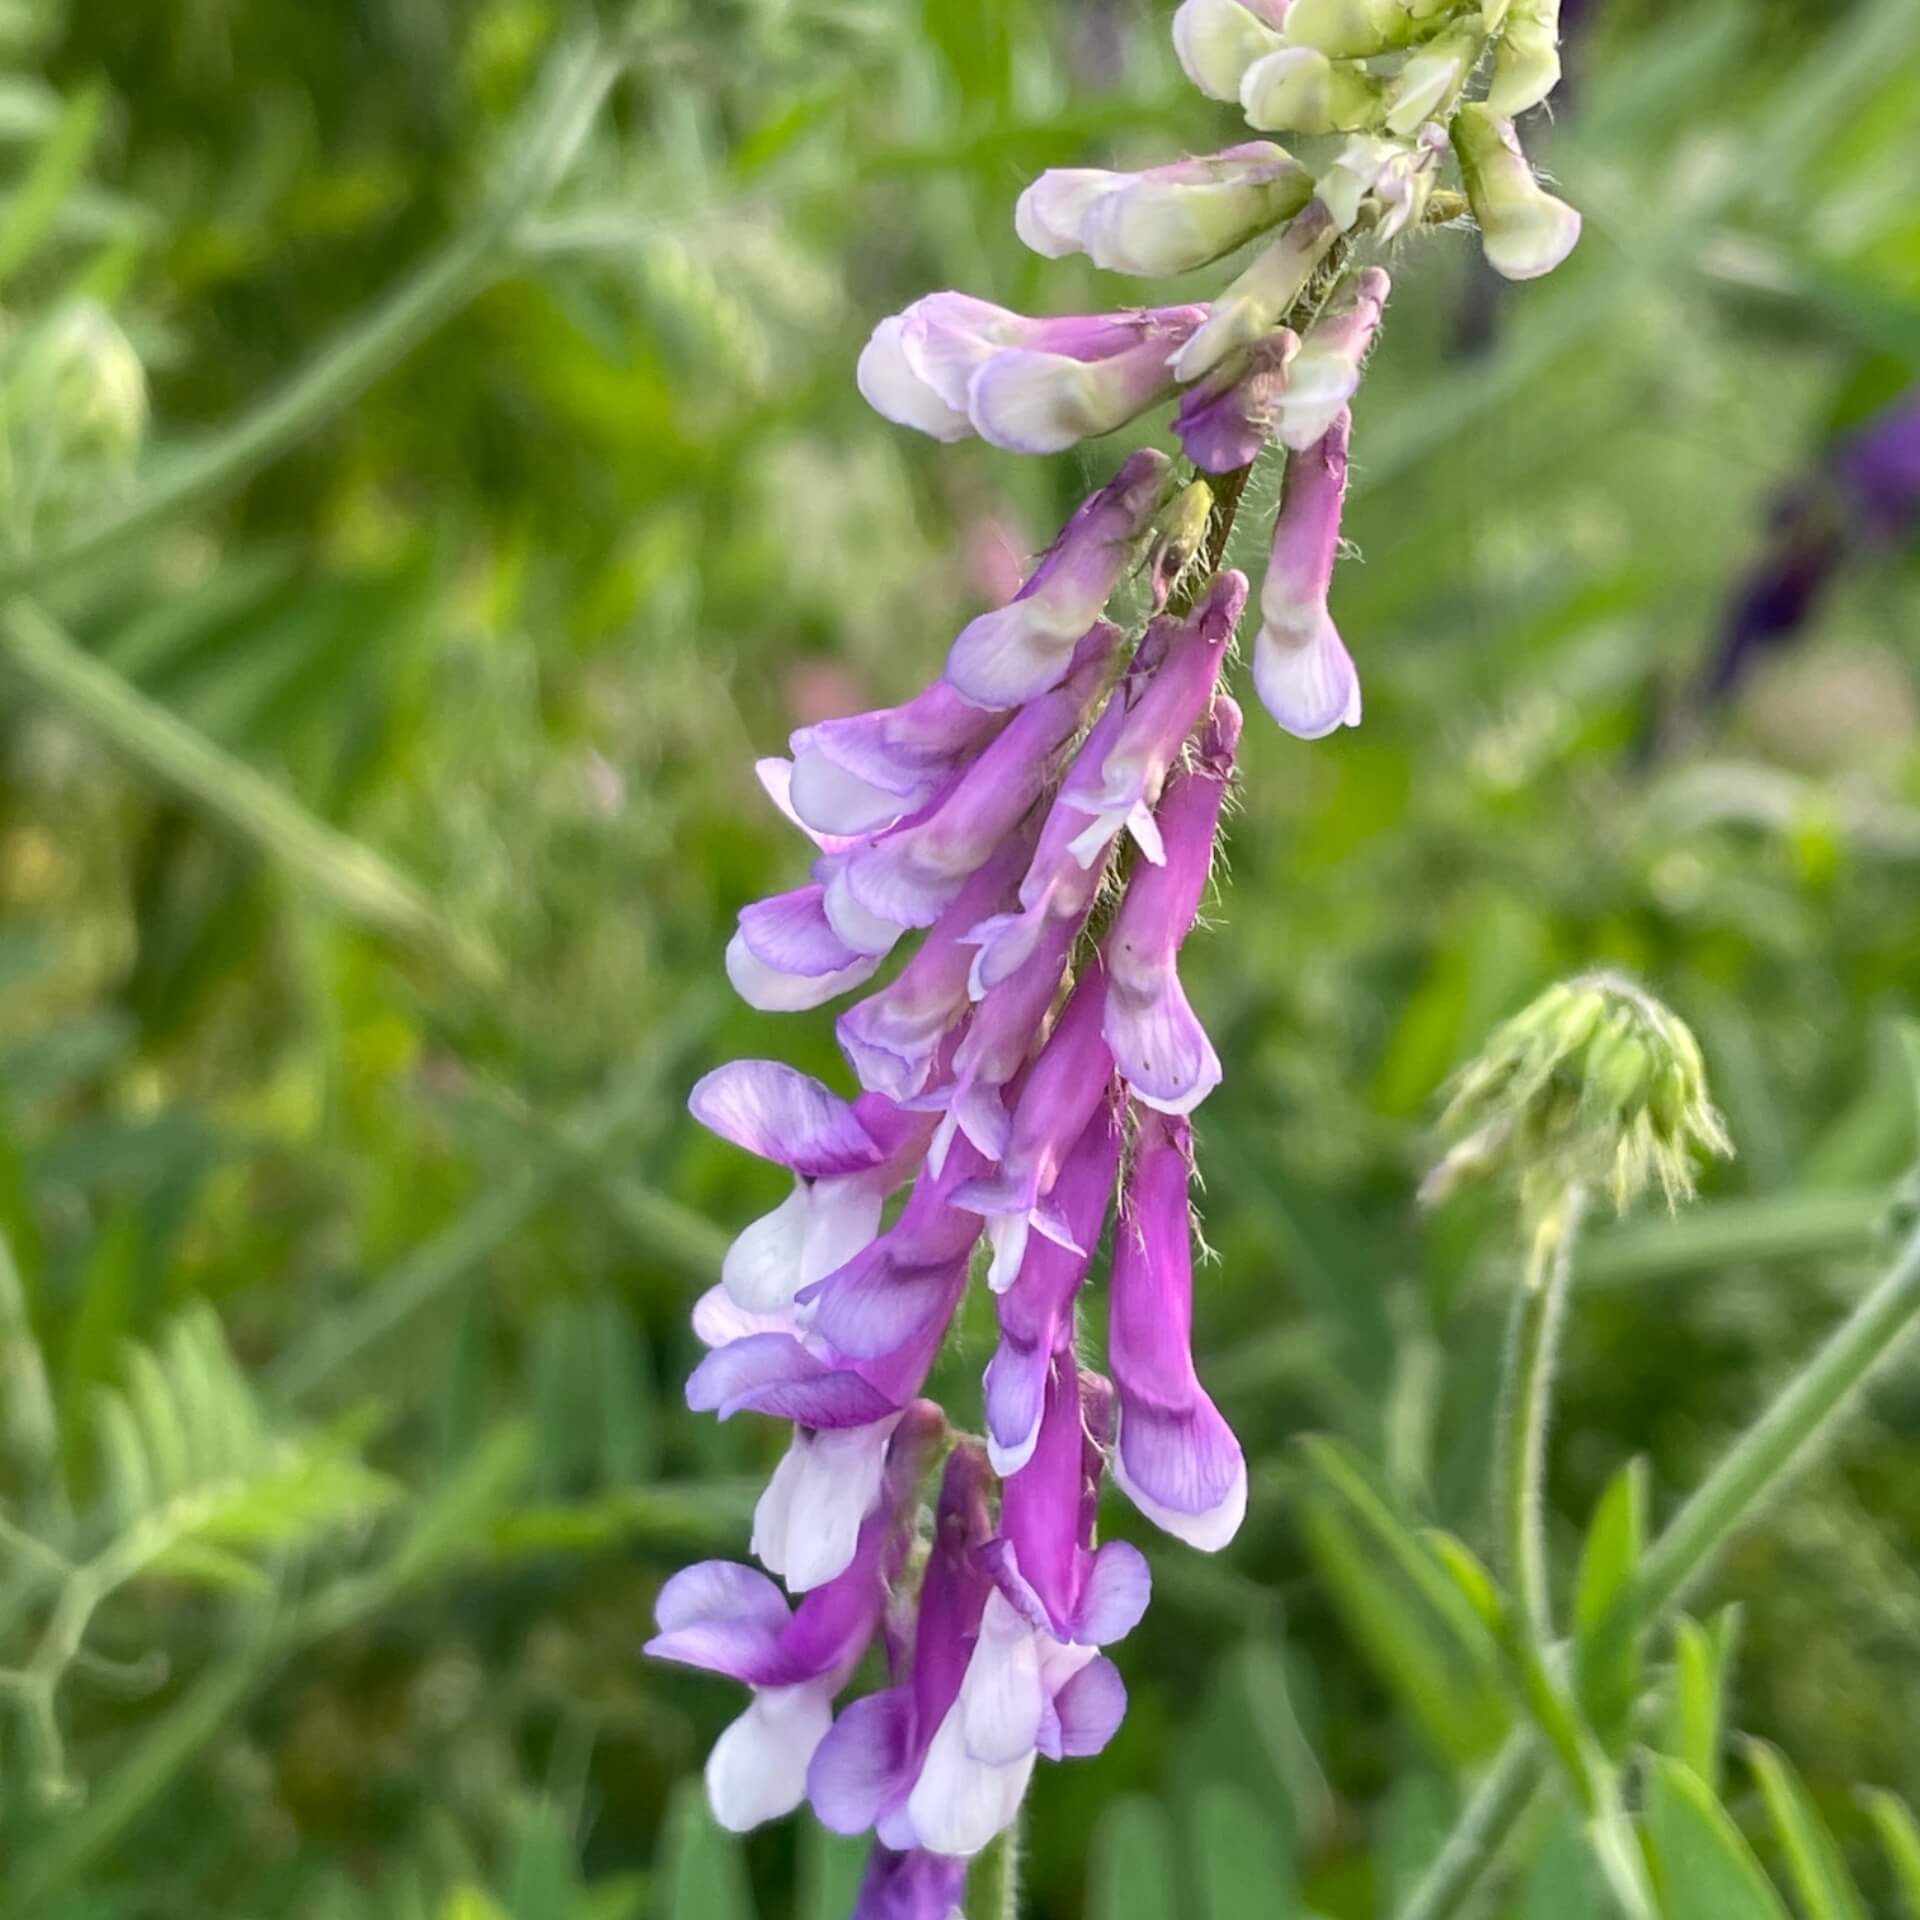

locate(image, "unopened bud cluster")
[[651, 5, 1588, 1912], [1428, 975, 1732, 1215]]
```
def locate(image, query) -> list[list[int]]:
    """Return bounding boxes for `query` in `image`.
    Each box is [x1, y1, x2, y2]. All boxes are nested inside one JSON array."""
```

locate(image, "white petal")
[[752, 1418, 900, 1592], [1112, 1437, 1249, 1553], [857, 317, 972, 440], [1014, 169, 1115, 258], [705, 1683, 836, 1832], [789, 747, 909, 837], [822, 865, 908, 959], [726, 931, 880, 1012]]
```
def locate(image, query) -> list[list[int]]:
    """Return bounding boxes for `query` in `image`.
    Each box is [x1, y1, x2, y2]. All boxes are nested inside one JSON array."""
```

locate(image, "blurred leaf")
[[0, 80, 101, 282], [1643, 1756, 1792, 1920], [1573, 1458, 1646, 1741], [1862, 1789, 1920, 1919], [1659, 1612, 1741, 1797], [1742, 1737, 1868, 1920], [1189, 1782, 1297, 1920], [659, 1781, 754, 1920], [797, 1824, 869, 1920], [1090, 1793, 1179, 1920]]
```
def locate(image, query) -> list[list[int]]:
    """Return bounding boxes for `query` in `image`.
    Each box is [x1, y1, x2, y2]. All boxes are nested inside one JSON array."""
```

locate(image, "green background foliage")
[[1, 0, 1917, 1912]]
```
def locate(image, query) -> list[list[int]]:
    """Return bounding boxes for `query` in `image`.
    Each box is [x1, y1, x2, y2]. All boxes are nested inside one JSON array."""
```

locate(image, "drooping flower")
[[945, 451, 1173, 709], [1174, 328, 1299, 473], [858, 296, 1206, 454], [1253, 407, 1361, 739], [1276, 265, 1389, 451], [1108, 1110, 1248, 1551], [645, 1404, 942, 1830], [1171, 0, 1291, 102], [1487, 0, 1565, 117], [1451, 103, 1582, 281], [1102, 698, 1242, 1116], [1016, 143, 1312, 279]]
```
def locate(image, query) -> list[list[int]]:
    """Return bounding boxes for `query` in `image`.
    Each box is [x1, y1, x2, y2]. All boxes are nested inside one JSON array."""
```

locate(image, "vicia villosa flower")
[[652, 0, 1581, 1904]]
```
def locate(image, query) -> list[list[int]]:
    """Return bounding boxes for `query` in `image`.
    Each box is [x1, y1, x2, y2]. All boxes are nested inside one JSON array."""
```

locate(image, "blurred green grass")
[[0, 0, 1916, 1913]]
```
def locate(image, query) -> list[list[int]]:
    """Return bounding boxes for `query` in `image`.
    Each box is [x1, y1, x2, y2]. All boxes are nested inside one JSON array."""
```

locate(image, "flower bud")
[[1426, 974, 1732, 1214], [1171, 0, 1288, 100], [1282, 0, 1423, 58], [1450, 104, 1582, 281], [1172, 200, 1340, 383], [41, 302, 147, 468], [1276, 266, 1388, 452], [1487, 0, 1563, 117], [1383, 21, 1485, 135], [1239, 47, 1385, 135]]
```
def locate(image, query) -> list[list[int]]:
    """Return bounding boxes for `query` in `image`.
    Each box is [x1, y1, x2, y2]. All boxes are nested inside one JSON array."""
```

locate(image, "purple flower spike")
[[1109, 1110, 1248, 1552], [645, 1404, 942, 1831], [809, 1442, 996, 1844], [1254, 407, 1360, 740], [983, 1100, 1123, 1474], [858, 296, 1205, 455], [951, 964, 1116, 1292], [1058, 570, 1243, 867], [838, 627, 1120, 937], [1277, 266, 1388, 452], [1103, 698, 1241, 1115], [850, 1847, 971, 1920], [985, 1346, 1152, 1647], [1174, 329, 1299, 473], [837, 839, 1031, 1101], [1016, 142, 1311, 279], [923, 911, 1078, 1175], [789, 681, 1009, 839], [946, 452, 1174, 710]]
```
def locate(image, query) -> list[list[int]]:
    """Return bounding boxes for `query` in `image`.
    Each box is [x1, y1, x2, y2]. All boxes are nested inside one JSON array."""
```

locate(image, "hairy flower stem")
[[977, 1811, 1023, 1919], [1498, 1186, 1586, 1646], [1401, 1209, 1920, 1920]]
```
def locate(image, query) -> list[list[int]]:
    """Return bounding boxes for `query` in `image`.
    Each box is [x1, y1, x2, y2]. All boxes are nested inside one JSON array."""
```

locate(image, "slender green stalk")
[[0, 34, 622, 597], [1399, 1212, 1920, 1920], [976, 1814, 1023, 1920], [1499, 1187, 1586, 1647], [0, 597, 481, 971]]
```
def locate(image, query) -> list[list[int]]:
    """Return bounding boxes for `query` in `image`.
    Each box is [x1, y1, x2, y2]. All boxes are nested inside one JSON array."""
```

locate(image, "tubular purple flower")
[[951, 963, 1116, 1292], [789, 680, 1009, 838], [1253, 407, 1361, 740], [983, 1100, 1123, 1474], [858, 295, 1205, 454], [1277, 266, 1389, 452], [727, 884, 886, 1013], [984, 1347, 1151, 1647], [808, 1442, 996, 1845], [1173, 329, 1299, 473], [1015, 143, 1312, 279], [837, 840, 1031, 1101], [645, 1404, 942, 1831], [837, 627, 1119, 939], [1109, 1110, 1248, 1552], [960, 689, 1130, 1000], [946, 451, 1174, 709], [922, 911, 1078, 1174], [1102, 698, 1242, 1116], [850, 1847, 971, 1920], [1173, 199, 1342, 382], [1058, 569, 1244, 866]]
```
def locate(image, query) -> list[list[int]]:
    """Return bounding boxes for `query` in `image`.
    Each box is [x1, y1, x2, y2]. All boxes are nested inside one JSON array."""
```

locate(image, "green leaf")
[[1573, 1459, 1647, 1740], [1089, 1794, 1179, 1920], [1742, 1737, 1868, 1920], [1189, 1782, 1297, 1920], [1862, 1789, 1920, 1919], [0, 80, 101, 282], [1643, 1755, 1791, 1920], [797, 1824, 869, 1920], [1659, 1611, 1740, 1794], [658, 1781, 754, 1920]]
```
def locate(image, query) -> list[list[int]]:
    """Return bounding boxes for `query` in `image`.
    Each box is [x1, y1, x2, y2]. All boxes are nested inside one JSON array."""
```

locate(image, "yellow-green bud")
[[1425, 972, 1732, 1215], [1487, 0, 1562, 116], [1282, 0, 1421, 59], [1239, 46, 1385, 136], [1383, 21, 1485, 135], [1450, 103, 1582, 281]]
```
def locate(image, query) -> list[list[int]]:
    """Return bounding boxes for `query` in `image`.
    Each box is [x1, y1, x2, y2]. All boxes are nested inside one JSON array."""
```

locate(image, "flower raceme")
[[652, 0, 1580, 1904]]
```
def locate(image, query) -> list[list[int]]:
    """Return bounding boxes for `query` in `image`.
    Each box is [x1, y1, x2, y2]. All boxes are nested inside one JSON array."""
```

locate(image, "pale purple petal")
[[1174, 329, 1299, 473], [858, 315, 973, 440], [1276, 266, 1388, 452], [810, 1688, 919, 1834], [690, 1060, 883, 1177], [685, 1333, 900, 1428], [851, 1846, 970, 1920], [1051, 1655, 1128, 1758], [790, 681, 1006, 837], [726, 928, 884, 1012], [738, 885, 875, 978]]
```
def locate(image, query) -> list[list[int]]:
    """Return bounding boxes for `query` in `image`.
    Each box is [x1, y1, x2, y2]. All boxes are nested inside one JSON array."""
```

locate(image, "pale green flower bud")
[[1171, 0, 1286, 101], [1450, 103, 1581, 281], [40, 301, 146, 467], [1425, 973, 1732, 1215], [1239, 46, 1385, 135], [1486, 0, 1563, 117], [1282, 0, 1420, 57], [1383, 21, 1485, 135]]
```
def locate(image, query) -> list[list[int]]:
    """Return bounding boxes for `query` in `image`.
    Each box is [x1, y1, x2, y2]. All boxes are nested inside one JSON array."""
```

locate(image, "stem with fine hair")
[[976, 1813, 1023, 1920], [1499, 1186, 1586, 1646], [1400, 1209, 1920, 1920]]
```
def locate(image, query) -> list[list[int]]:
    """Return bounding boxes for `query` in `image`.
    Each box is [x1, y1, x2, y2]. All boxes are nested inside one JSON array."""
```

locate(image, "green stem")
[[0, 597, 482, 971], [1399, 1212, 1920, 1920], [1499, 1187, 1586, 1648], [0, 34, 623, 597], [976, 1814, 1023, 1920]]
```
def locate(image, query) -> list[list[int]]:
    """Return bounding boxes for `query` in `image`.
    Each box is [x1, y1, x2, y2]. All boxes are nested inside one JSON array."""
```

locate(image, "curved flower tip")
[[1277, 265, 1389, 454], [1452, 104, 1582, 282], [689, 1058, 885, 1176], [1172, 200, 1340, 384], [1174, 330, 1298, 475], [1255, 409, 1362, 740], [1172, 0, 1288, 101], [1240, 45, 1384, 136], [1015, 144, 1312, 280], [706, 1681, 838, 1832], [727, 885, 887, 1015], [1487, 1, 1564, 119]]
